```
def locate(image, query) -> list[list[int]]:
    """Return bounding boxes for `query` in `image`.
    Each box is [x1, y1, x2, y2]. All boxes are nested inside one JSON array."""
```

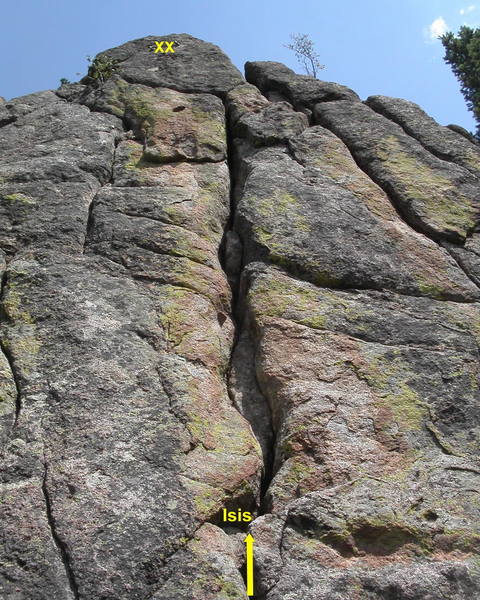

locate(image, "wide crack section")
[[221, 99, 275, 494]]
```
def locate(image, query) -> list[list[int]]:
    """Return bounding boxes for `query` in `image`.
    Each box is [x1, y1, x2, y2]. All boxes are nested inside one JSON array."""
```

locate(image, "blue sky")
[[1, 0, 479, 131]]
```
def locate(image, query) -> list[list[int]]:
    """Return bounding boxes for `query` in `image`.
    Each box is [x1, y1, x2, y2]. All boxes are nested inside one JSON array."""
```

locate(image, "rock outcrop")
[[1, 35, 479, 600]]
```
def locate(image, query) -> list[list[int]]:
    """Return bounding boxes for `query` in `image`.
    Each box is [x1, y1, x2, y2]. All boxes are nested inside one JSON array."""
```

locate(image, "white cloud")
[[460, 5, 476, 15], [427, 17, 449, 40]]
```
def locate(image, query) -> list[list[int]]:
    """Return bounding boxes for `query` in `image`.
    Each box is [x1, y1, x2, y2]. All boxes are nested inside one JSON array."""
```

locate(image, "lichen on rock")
[[1, 33, 479, 600]]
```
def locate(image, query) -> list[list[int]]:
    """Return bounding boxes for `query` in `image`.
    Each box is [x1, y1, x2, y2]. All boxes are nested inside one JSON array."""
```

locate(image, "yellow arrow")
[[244, 533, 255, 596]]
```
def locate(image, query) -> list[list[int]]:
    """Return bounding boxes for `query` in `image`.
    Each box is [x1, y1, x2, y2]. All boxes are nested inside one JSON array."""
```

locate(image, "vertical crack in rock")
[[219, 95, 278, 595], [41, 463, 80, 600], [221, 96, 276, 500], [82, 195, 97, 254], [4, 39, 480, 600], [225, 64, 480, 599], [258, 416, 276, 509], [0, 271, 22, 429], [82, 138, 121, 254], [219, 98, 241, 295]]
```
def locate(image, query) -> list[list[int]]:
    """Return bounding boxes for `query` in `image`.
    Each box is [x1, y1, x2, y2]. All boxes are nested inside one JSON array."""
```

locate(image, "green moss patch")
[[3, 193, 36, 205]]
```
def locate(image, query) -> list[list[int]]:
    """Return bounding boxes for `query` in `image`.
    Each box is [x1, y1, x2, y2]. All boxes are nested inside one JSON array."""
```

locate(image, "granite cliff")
[[1, 34, 480, 599]]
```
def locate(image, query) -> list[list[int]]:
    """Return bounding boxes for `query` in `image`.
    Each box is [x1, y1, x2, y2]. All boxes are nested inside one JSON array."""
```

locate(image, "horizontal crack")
[[271, 313, 476, 352], [133, 241, 215, 270], [250, 256, 480, 304], [81, 249, 229, 312]]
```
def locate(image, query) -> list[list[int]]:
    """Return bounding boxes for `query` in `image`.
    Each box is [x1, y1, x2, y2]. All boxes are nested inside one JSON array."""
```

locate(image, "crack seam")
[[442, 242, 480, 292], [365, 100, 480, 178], [88, 249, 225, 304], [252, 257, 480, 304], [268, 313, 477, 353], [0, 271, 22, 430], [41, 461, 80, 599]]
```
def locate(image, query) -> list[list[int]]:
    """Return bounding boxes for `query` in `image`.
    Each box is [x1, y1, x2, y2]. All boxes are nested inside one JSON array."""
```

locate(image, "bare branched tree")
[[284, 33, 325, 79]]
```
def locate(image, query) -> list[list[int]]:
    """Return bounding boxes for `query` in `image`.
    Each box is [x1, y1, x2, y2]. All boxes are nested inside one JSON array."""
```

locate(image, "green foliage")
[[59, 77, 70, 85], [441, 26, 480, 139], [87, 54, 119, 84], [284, 33, 325, 78]]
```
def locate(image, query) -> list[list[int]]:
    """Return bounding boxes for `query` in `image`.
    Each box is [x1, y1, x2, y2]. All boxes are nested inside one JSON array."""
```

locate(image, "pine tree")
[[441, 26, 480, 139]]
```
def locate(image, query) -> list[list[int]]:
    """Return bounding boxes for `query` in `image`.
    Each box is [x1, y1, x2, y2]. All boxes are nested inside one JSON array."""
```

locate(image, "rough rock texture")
[[365, 95, 480, 179], [314, 101, 480, 244], [245, 61, 359, 114], [1, 35, 479, 600], [90, 34, 244, 95]]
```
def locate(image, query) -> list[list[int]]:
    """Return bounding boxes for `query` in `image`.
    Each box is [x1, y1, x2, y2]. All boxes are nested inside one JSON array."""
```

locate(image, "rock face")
[[1, 35, 479, 600]]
